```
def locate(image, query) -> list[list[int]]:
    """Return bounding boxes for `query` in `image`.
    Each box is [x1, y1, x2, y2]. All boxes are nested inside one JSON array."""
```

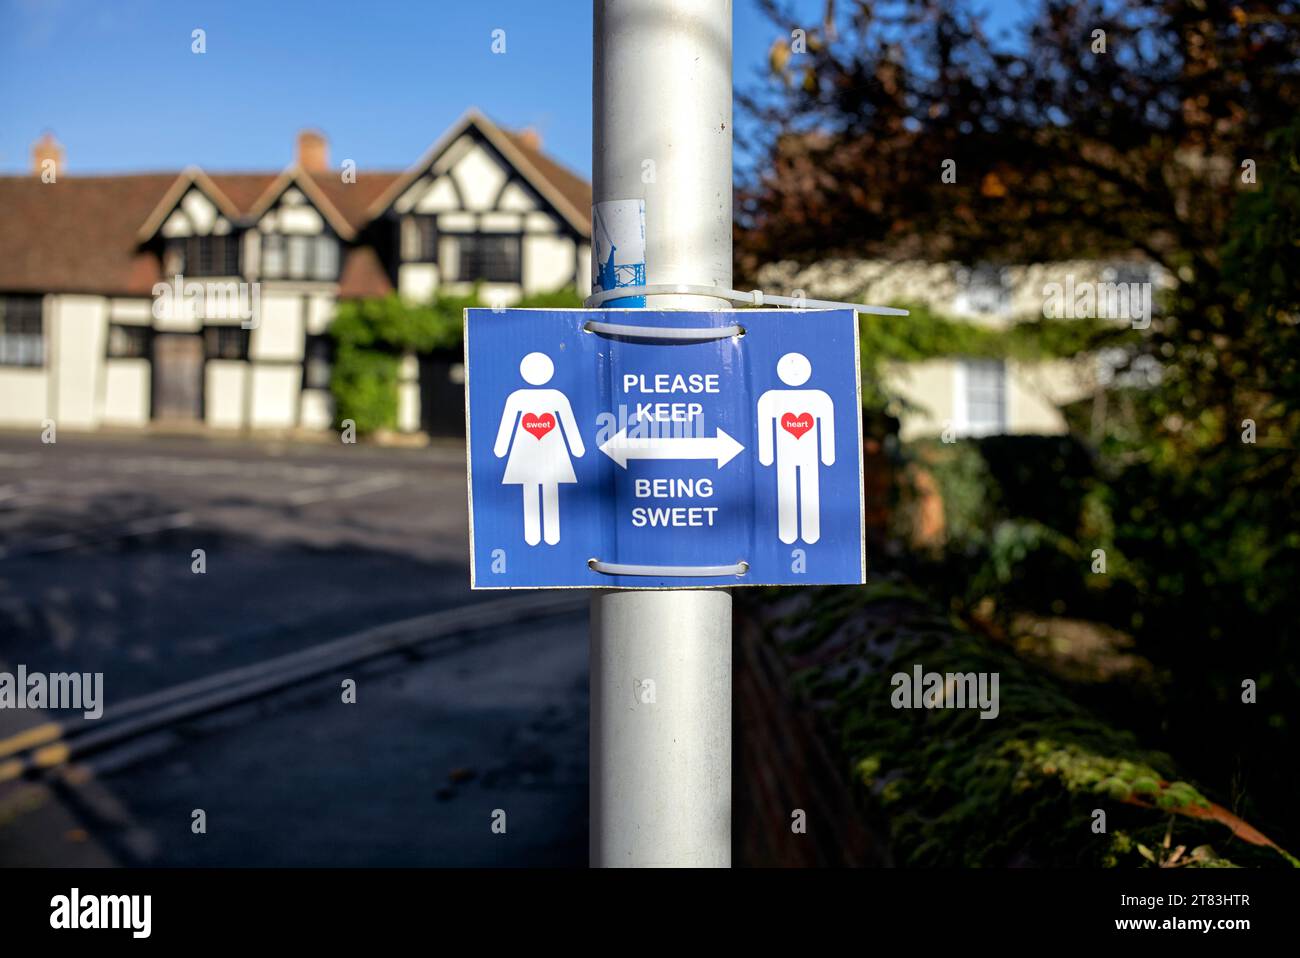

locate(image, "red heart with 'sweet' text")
[[781, 412, 814, 439], [522, 413, 556, 439]]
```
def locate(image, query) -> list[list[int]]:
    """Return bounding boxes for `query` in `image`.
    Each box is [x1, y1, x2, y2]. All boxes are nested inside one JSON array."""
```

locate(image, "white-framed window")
[[204, 326, 250, 360], [448, 234, 521, 283], [106, 323, 151, 359], [262, 233, 286, 277], [287, 236, 310, 277], [952, 265, 1011, 318], [262, 232, 339, 281], [402, 216, 438, 263], [164, 234, 241, 277], [302, 334, 333, 390], [953, 358, 1007, 437]]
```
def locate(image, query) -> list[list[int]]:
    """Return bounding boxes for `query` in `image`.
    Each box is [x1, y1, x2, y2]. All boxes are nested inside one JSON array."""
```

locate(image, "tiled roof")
[[0, 174, 175, 296], [306, 172, 402, 233], [204, 173, 281, 215], [337, 245, 393, 299], [0, 119, 589, 299], [0, 170, 405, 297]]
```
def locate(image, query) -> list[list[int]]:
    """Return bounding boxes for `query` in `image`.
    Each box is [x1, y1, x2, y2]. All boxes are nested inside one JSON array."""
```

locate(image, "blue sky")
[[0, 0, 1029, 178]]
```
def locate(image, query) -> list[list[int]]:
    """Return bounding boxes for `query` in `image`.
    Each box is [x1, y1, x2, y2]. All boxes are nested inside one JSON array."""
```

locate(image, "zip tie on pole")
[[588, 558, 749, 578], [584, 284, 909, 316], [583, 319, 743, 340]]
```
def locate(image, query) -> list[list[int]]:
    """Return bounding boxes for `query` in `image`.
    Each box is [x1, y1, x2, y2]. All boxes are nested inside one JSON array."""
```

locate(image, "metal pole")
[[590, 0, 734, 867]]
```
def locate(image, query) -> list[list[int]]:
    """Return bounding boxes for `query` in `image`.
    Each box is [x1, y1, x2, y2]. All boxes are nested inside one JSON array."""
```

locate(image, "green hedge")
[[329, 286, 583, 434]]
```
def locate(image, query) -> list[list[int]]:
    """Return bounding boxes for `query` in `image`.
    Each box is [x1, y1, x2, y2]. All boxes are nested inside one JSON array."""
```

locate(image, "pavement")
[[0, 429, 589, 866]]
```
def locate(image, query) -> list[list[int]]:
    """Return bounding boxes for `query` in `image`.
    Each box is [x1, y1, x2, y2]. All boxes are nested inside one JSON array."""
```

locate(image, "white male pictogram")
[[757, 352, 835, 544], [494, 352, 585, 545]]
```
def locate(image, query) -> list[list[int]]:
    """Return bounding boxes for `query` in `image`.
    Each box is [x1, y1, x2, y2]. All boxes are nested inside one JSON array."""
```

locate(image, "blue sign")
[[464, 309, 865, 589]]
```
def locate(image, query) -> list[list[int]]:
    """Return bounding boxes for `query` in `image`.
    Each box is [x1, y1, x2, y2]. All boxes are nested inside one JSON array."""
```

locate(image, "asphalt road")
[[0, 430, 588, 866]]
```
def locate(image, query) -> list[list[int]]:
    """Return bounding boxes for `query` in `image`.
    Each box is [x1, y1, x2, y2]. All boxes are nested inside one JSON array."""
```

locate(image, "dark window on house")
[[451, 234, 521, 283], [166, 234, 241, 277], [1103, 262, 1153, 286], [107, 324, 151, 358], [404, 216, 438, 262], [303, 335, 334, 389], [162, 241, 184, 276], [262, 233, 339, 281], [0, 295, 44, 367], [204, 326, 250, 360]]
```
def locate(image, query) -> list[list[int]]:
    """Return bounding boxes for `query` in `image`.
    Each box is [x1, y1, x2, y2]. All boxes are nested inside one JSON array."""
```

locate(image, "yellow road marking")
[[0, 722, 62, 759], [32, 742, 70, 769]]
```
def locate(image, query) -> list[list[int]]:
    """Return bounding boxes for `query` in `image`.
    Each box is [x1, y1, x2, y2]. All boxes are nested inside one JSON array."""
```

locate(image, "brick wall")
[[733, 606, 890, 867]]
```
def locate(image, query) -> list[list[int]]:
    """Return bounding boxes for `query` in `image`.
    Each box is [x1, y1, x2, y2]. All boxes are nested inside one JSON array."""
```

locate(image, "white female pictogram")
[[757, 352, 835, 544], [493, 352, 585, 545]]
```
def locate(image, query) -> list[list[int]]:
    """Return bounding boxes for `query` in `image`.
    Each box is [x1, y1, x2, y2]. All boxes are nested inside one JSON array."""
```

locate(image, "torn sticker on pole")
[[592, 199, 647, 308]]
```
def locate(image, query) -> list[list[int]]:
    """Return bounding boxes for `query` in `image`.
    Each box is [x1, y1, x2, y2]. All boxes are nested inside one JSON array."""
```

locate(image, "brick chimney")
[[31, 132, 64, 178], [295, 129, 328, 173], [517, 127, 542, 152]]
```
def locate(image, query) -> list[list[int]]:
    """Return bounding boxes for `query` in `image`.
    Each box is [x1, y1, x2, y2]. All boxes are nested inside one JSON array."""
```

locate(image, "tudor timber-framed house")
[[0, 110, 591, 435]]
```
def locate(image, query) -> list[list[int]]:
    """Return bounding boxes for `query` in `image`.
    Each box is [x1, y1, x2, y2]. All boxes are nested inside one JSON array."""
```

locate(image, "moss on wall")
[[753, 580, 1294, 867]]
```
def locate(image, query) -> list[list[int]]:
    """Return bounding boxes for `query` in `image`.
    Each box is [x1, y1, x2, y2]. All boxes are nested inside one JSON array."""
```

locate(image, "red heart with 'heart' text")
[[522, 413, 556, 439], [781, 412, 814, 439]]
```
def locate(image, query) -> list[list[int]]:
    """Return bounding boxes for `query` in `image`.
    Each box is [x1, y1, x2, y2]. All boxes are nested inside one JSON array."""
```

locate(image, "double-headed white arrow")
[[598, 425, 745, 469]]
